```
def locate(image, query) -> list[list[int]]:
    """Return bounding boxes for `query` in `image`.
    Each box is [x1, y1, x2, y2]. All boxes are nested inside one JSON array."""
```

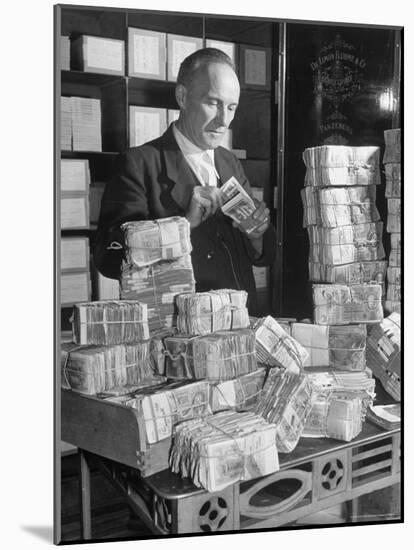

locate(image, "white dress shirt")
[[172, 123, 219, 186]]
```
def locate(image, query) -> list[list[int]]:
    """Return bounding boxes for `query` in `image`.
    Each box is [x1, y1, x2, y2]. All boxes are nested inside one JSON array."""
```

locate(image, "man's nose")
[[215, 106, 232, 127]]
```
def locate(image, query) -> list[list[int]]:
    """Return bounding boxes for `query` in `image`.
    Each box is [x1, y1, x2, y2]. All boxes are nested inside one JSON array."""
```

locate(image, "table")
[[61, 390, 401, 538]]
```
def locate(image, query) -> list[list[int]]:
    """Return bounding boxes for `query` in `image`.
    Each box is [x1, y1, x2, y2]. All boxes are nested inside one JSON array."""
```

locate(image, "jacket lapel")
[[214, 148, 235, 187]]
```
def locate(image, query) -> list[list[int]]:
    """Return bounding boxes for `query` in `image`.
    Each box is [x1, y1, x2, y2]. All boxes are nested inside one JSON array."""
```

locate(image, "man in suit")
[[94, 48, 276, 314]]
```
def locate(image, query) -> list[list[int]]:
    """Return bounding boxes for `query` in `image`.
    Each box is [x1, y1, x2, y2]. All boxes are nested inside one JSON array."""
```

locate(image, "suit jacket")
[[94, 125, 277, 314]]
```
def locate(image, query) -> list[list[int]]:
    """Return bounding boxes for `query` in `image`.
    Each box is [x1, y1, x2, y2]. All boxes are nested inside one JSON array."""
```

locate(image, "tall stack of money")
[[366, 312, 401, 401], [61, 340, 165, 395], [169, 410, 279, 491], [302, 146, 387, 294], [383, 129, 401, 315], [254, 369, 316, 452], [119, 217, 196, 332]]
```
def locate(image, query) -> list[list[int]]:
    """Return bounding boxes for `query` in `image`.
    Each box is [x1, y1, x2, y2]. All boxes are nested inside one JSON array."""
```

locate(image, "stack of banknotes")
[[366, 403, 400, 430], [121, 217, 192, 268], [386, 266, 401, 314], [210, 368, 267, 412], [71, 300, 149, 345], [61, 341, 165, 395], [385, 163, 401, 199], [302, 391, 364, 441], [301, 186, 380, 228], [386, 199, 401, 234], [291, 323, 367, 370], [383, 129, 401, 165], [120, 255, 195, 332], [389, 233, 401, 268], [312, 284, 383, 325], [163, 328, 258, 381], [253, 315, 308, 373], [366, 312, 401, 401], [169, 410, 279, 491], [148, 328, 176, 376], [307, 222, 385, 265], [303, 145, 381, 187], [219, 177, 265, 234], [308, 260, 387, 295], [254, 369, 316, 452], [176, 289, 250, 335]]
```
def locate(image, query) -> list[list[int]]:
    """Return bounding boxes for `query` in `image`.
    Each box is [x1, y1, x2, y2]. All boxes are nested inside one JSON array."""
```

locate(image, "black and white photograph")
[[2, 0, 410, 548]]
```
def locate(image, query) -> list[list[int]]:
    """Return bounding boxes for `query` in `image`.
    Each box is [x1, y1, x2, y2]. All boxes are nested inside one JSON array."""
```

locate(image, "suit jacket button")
[[207, 251, 214, 259]]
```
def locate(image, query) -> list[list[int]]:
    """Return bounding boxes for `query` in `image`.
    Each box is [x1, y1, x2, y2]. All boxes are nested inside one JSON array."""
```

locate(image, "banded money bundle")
[[176, 289, 249, 335], [366, 403, 400, 430], [303, 146, 380, 187], [386, 284, 401, 303], [385, 301, 401, 315], [133, 380, 211, 444], [307, 222, 385, 265], [302, 186, 380, 228], [383, 129, 401, 164], [220, 177, 264, 234], [387, 267, 401, 285], [312, 284, 383, 325], [121, 216, 191, 268], [61, 341, 164, 395], [386, 199, 401, 233], [169, 411, 279, 492], [149, 328, 176, 375], [210, 368, 267, 412], [72, 300, 149, 345], [385, 164, 401, 198], [253, 316, 308, 373], [389, 233, 401, 267], [308, 261, 387, 295], [255, 369, 316, 452], [302, 392, 364, 441], [291, 323, 367, 370], [366, 313, 400, 401], [120, 255, 195, 332], [164, 329, 257, 381]]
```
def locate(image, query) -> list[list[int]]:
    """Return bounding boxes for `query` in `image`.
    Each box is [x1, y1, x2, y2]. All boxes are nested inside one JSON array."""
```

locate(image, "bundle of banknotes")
[[383, 129, 401, 164], [61, 341, 164, 395], [366, 313, 401, 401], [71, 300, 149, 345], [385, 300, 401, 315], [307, 222, 385, 265], [253, 315, 308, 373], [312, 284, 383, 325], [121, 216, 192, 268], [163, 328, 257, 381], [303, 146, 381, 187], [176, 289, 250, 335], [387, 267, 401, 286], [301, 186, 380, 228], [210, 368, 267, 412], [386, 198, 401, 233], [302, 391, 364, 441], [389, 233, 401, 267], [120, 255, 195, 332], [386, 284, 401, 303], [308, 260, 387, 295], [385, 164, 401, 198], [169, 410, 279, 492], [255, 369, 316, 452], [219, 177, 264, 234], [148, 328, 176, 376], [291, 323, 367, 370], [366, 403, 401, 430]]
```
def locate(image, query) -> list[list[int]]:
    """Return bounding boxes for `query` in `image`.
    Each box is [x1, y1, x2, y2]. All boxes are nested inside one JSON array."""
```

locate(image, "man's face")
[[177, 62, 240, 150]]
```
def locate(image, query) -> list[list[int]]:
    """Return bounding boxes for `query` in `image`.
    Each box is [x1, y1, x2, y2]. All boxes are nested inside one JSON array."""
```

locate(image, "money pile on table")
[[210, 368, 267, 412], [312, 284, 383, 325], [220, 176, 265, 234], [169, 410, 279, 491], [72, 300, 149, 345], [291, 323, 367, 370], [383, 129, 402, 316], [255, 369, 316, 452], [308, 261, 387, 295], [121, 217, 192, 268], [163, 328, 257, 381], [61, 341, 165, 395], [303, 146, 381, 187], [366, 403, 401, 430], [302, 391, 364, 441], [176, 289, 249, 335], [366, 312, 401, 401], [120, 255, 195, 332], [253, 315, 308, 373]]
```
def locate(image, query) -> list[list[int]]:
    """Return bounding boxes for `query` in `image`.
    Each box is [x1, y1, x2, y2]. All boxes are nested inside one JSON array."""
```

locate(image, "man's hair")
[[177, 48, 236, 88]]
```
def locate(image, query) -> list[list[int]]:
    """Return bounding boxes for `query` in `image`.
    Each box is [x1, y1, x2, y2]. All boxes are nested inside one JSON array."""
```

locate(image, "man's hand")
[[232, 200, 270, 258], [186, 186, 222, 229]]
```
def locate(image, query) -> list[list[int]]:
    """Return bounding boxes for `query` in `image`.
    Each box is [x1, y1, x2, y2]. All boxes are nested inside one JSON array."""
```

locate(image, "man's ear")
[[175, 84, 187, 110]]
